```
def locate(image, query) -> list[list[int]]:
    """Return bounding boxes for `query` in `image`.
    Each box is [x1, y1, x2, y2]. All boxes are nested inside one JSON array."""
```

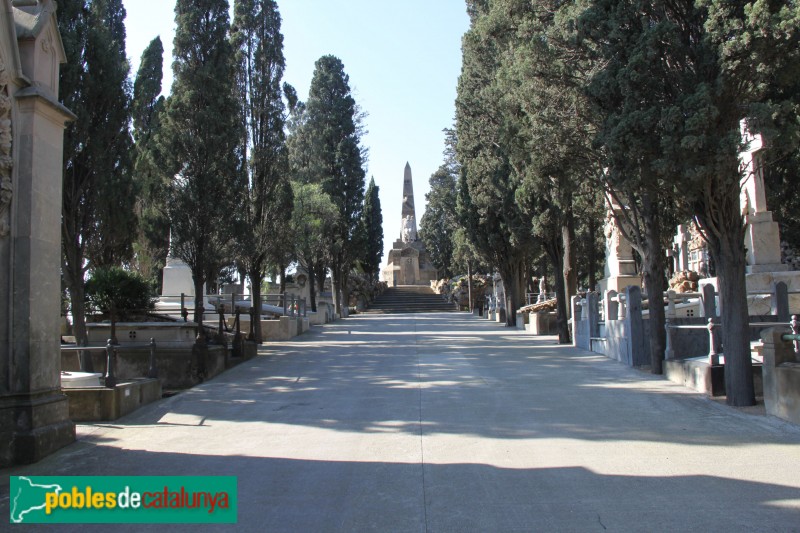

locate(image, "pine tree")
[[360, 177, 384, 281], [157, 0, 243, 324], [231, 0, 292, 342], [131, 37, 168, 286], [60, 0, 134, 356]]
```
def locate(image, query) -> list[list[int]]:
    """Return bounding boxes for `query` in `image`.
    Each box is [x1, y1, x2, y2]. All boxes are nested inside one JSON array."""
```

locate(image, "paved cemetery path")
[[3, 312, 800, 531]]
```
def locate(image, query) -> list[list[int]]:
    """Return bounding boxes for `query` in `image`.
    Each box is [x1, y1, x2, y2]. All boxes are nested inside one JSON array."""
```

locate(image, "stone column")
[[0, 1, 76, 466]]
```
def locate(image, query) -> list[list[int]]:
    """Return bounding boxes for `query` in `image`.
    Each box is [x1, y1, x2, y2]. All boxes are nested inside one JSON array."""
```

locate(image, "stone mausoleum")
[[381, 163, 438, 286]]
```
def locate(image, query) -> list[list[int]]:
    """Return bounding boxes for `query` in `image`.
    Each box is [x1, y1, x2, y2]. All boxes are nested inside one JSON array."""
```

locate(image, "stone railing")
[[761, 323, 800, 425]]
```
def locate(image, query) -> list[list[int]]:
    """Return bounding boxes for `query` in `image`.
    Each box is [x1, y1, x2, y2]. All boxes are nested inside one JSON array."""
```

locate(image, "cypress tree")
[[360, 177, 384, 281], [456, 1, 534, 328], [60, 0, 134, 355], [300, 55, 367, 317], [157, 0, 242, 324], [231, 0, 293, 342], [131, 37, 168, 286], [84, 0, 136, 269], [582, 0, 800, 404]]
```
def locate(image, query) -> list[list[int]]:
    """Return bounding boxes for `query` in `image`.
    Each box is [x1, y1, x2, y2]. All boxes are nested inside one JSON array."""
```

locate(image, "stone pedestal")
[[162, 257, 195, 297], [744, 211, 788, 273], [0, 0, 76, 467], [598, 204, 641, 294]]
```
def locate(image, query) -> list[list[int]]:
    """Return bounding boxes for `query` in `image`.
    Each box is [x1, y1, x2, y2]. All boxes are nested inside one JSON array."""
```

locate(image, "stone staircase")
[[365, 285, 457, 314]]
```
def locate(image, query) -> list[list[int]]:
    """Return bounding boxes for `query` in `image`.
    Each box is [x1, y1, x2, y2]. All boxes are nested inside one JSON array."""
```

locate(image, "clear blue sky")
[[122, 0, 470, 269]]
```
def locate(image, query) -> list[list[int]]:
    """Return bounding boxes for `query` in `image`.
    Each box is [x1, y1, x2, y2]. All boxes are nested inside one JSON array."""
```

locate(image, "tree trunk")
[[562, 210, 577, 317], [314, 260, 327, 312], [525, 263, 535, 297], [642, 194, 666, 374], [587, 216, 598, 291], [545, 237, 570, 343], [499, 259, 525, 328], [309, 268, 318, 313], [279, 263, 287, 296], [341, 271, 350, 318], [553, 259, 570, 344], [713, 227, 755, 406], [64, 260, 92, 371], [192, 273, 205, 327], [330, 263, 341, 317], [249, 265, 263, 344], [467, 262, 473, 312]]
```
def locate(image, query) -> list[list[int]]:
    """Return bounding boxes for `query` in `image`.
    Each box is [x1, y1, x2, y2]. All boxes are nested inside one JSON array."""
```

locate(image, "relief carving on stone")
[[0, 62, 11, 238], [401, 215, 417, 243]]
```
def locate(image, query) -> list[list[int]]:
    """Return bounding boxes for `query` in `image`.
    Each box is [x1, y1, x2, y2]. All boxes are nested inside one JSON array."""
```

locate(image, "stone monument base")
[[0, 391, 75, 466], [598, 275, 641, 294], [382, 239, 438, 286]]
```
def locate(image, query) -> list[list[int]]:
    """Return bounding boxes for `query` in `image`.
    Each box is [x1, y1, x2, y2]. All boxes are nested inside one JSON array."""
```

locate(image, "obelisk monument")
[[400, 162, 418, 242], [382, 163, 437, 285]]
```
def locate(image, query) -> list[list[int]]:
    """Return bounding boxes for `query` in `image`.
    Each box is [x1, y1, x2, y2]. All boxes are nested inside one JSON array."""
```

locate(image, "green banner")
[[9, 476, 237, 524]]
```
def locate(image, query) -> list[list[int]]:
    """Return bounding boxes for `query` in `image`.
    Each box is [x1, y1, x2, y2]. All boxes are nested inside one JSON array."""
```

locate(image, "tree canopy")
[[157, 0, 243, 323], [59, 0, 134, 354], [294, 55, 367, 315]]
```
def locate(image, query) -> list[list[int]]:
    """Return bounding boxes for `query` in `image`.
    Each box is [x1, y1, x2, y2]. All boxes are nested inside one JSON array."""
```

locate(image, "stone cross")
[[672, 224, 691, 273], [738, 120, 787, 272]]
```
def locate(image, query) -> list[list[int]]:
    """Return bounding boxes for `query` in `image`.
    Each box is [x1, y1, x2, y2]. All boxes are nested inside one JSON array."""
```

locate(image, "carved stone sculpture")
[[0, 64, 11, 238], [401, 215, 417, 243]]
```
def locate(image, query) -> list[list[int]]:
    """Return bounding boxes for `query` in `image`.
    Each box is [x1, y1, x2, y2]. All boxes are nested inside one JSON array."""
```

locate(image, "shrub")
[[85, 266, 156, 318]]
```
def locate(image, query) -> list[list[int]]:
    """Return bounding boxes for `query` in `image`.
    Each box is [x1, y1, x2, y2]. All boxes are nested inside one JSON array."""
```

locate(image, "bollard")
[[664, 318, 674, 360], [707, 318, 720, 366], [232, 307, 243, 357], [247, 307, 256, 341], [196, 306, 206, 344], [181, 293, 188, 322], [109, 304, 118, 345], [104, 339, 117, 389], [147, 338, 158, 378], [218, 305, 225, 337]]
